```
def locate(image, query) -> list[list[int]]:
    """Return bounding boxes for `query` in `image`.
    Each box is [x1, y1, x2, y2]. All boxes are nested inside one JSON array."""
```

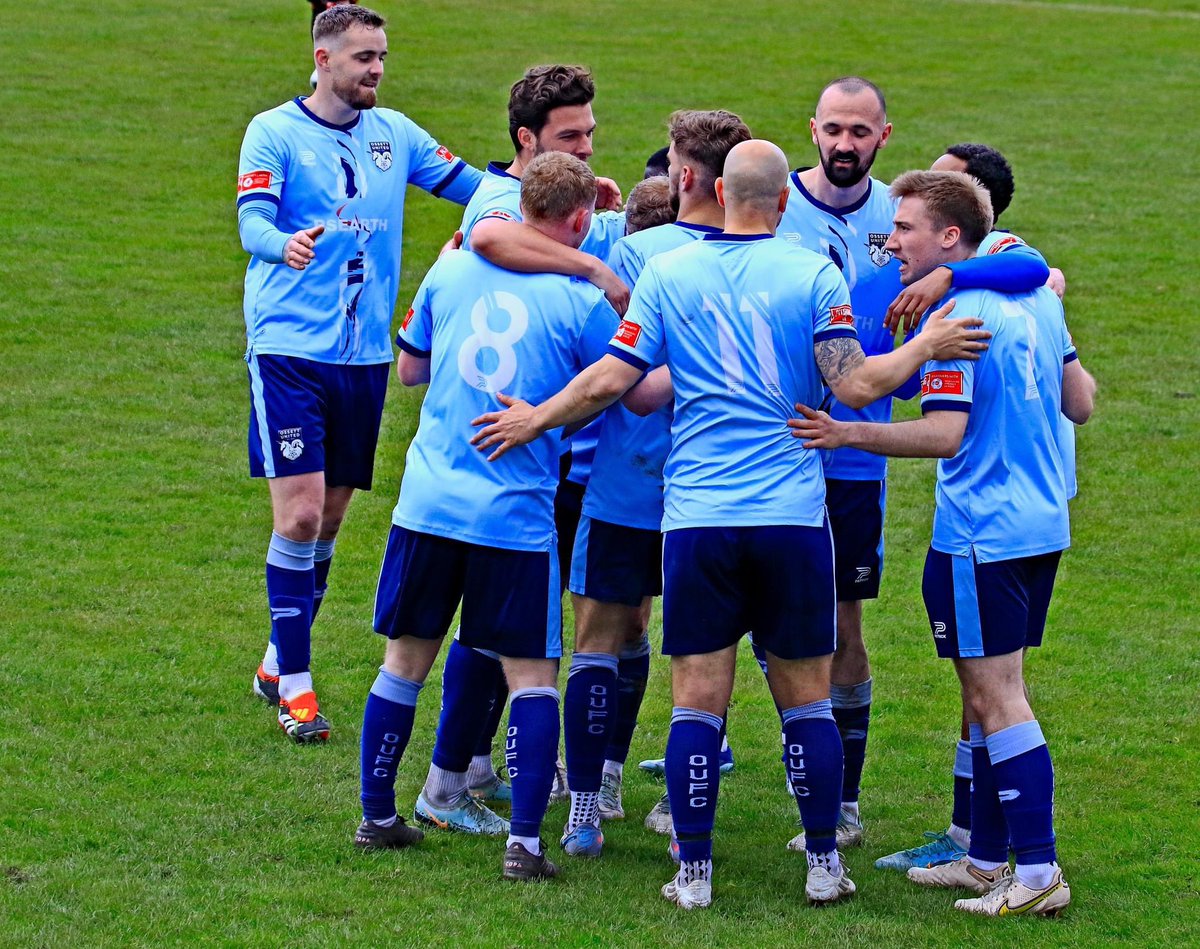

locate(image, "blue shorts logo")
[[278, 427, 304, 461]]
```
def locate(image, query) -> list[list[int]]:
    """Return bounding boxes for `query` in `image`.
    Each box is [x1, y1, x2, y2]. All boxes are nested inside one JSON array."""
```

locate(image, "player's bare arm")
[[396, 351, 430, 386], [621, 365, 673, 416], [470, 355, 643, 460], [819, 300, 989, 409], [1061, 358, 1096, 424], [789, 405, 968, 459], [470, 219, 631, 314]]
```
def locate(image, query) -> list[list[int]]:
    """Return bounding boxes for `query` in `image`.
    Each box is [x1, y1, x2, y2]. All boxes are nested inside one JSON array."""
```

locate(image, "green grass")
[[2, 0, 1198, 945]]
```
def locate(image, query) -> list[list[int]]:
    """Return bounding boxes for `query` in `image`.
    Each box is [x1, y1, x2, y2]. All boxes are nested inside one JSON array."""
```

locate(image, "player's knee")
[[279, 504, 323, 540]]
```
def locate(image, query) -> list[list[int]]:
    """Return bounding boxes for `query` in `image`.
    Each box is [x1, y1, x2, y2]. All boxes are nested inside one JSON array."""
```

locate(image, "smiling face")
[[810, 86, 892, 189], [321, 24, 386, 111]]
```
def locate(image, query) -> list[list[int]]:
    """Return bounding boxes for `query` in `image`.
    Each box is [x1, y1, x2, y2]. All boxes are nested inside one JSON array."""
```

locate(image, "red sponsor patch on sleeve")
[[921, 370, 965, 396], [829, 304, 855, 325], [435, 145, 455, 162], [401, 308, 415, 331], [237, 170, 272, 193], [987, 235, 1024, 255], [614, 320, 642, 347], [481, 209, 517, 223]]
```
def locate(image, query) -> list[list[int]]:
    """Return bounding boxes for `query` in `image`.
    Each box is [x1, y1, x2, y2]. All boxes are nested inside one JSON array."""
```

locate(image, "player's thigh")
[[321, 361, 390, 491], [373, 525, 466, 641], [569, 515, 662, 610], [661, 527, 746, 658], [459, 543, 562, 661], [247, 353, 327, 480], [826, 478, 885, 602], [744, 524, 837, 661]]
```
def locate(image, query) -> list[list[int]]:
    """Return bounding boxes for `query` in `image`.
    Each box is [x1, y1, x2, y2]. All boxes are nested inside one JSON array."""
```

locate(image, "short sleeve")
[[398, 115, 482, 205], [396, 260, 439, 356], [810, 260, 858, 342], [237, 116, 287, 210], [606, 263, 665, 370]]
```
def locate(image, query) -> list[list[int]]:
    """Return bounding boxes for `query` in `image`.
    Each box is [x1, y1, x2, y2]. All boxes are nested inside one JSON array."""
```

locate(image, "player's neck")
[[305, 87, 362, 127], [508, 153, 534, 178], [798, 166, 869, 211], [723, 210, 778, 236], [676, 198, 724, 230]]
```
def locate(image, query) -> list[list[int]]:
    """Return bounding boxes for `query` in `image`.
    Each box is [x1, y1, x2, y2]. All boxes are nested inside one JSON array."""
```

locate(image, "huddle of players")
[[238, 4, 1094, 916]]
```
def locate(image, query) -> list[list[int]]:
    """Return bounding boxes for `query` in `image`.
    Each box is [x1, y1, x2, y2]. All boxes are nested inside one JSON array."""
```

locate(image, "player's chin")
[[354, 87, 378, 109]]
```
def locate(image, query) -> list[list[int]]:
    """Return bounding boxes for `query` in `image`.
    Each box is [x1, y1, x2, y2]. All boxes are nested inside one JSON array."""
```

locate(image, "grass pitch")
[[2, 0, 1198, 945]]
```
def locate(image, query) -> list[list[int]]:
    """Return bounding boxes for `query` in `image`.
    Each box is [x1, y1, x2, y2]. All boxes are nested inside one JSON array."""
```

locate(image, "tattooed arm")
[[815, 300, 990, 409]]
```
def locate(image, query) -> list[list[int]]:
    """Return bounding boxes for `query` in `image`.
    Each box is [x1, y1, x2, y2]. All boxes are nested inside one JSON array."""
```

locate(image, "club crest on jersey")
[[278, 427, 304, 461], [867, 233, 893, 267], [369, 141, 393, 171]]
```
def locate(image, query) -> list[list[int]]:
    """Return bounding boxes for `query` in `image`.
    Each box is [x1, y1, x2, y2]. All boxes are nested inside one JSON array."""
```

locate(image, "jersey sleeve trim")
[[237, 192, 280, 209], [813, 327, 858, 343], [605, 345, 650, 371], [395, 336, 431, 359], [430, 161, 468, 198], [1063, 351, 1079, 365], [921, 400, 970, 414]]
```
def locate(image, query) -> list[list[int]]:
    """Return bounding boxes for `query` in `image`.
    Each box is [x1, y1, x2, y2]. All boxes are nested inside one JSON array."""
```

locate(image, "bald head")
[[720, 140, 789, 215]]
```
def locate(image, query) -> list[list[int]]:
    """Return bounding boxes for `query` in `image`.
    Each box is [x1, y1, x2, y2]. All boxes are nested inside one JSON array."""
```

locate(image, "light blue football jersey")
[[393, 251, 619, 550], [918, 286, 1077, 562], [459, 161, 626, 261], [608, 234, 857, 531], [584, 222, 720, 530], [459, 161, 624, 479], [978, 229, 1078, 499], [237, 97, 481, 365], [778, 173, 903, 480]]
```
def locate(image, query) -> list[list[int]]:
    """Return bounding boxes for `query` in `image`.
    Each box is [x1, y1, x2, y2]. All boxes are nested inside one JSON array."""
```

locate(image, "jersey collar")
[[790, 168, 873, 219], [293, 97, 361, 132], [702, 232, 772, 242], [486, 161, 521, 180], [675, 221, 722, 234]]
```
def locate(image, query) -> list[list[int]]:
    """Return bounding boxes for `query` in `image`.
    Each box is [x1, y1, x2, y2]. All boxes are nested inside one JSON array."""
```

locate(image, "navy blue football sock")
[[967, 723, 1010, 865], [603, 637, 650, 765], [505, 687, 560, 839], [987, 720, 1057, 866], [952, 738, 974, 831], [432, 640, 503, 775], [665, 707, 723, 865], [474, 662, 509, 758], [311, 538, 336, 620], [781, 699, 843, 855], [564, 652, 618, 793], [265, 532, 315, 677], [360, 669, 422, 822], [831, 678, 871, 804]]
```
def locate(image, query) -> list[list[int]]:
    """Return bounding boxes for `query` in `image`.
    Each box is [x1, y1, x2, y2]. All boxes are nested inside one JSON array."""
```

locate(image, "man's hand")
[[438, 230, 464, 257], [1046, 267, 1066, 299], [596, 177, 624, 211], [787, 403, 848, 449], [589, 261, 631, 315], [918, 300, 991, 361], [885, 265, 952, 332], [284, 224, 324, 271], [470, 393, 540, 461]]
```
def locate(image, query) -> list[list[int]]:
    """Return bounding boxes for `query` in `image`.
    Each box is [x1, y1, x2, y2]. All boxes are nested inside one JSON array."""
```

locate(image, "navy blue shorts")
[[247, 352, 389, 489], [922, 548, 1061, 659], [826, 478, 885, 601], [554, 457, 585, 589], [661, 524, 836, 660], [373, 525, 562, 659], [569, 515, 663, 607]]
